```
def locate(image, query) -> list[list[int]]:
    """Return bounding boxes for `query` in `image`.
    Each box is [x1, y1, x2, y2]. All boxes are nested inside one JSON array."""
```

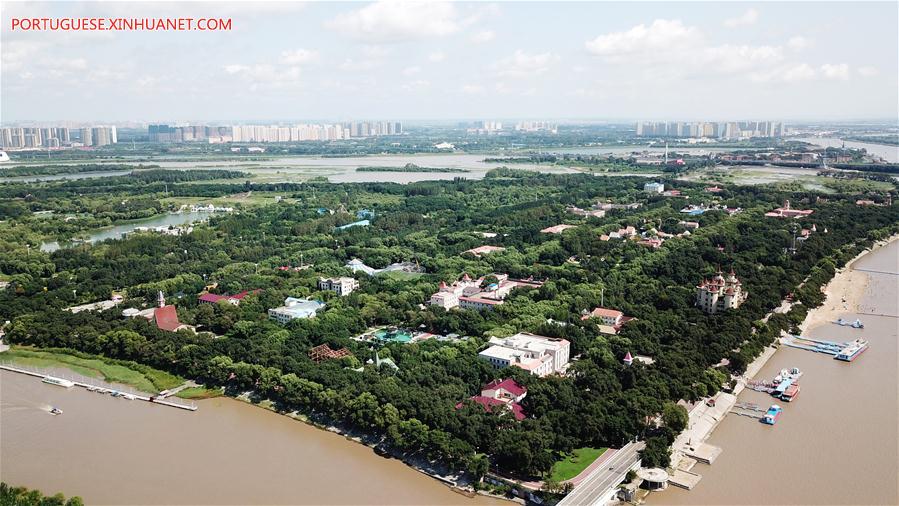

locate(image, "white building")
[[318, 277, 359, 296], [644, 182, 665, 194], [478, 332, 570, 377], [429, 273, 542, 311], [268, 297, 325, 324], [696, 268, 747, 314]]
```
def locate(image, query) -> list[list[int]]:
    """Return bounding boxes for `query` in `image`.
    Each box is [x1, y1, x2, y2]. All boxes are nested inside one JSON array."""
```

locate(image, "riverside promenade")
[[0, 363, 197, 411]]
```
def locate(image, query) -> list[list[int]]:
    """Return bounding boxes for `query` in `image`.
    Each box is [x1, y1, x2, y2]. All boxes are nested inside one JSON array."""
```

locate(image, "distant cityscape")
[[0, 126, 117, 149], [636, 121, 784, 139], [459, 120, 558, 135], [149, 121, 403, 143]]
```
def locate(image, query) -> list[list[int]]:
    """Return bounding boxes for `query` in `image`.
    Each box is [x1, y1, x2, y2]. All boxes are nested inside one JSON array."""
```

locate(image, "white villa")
[[429, 273, 543, 311], [478, 332, 570, 377], [318, 277, 359, 296]]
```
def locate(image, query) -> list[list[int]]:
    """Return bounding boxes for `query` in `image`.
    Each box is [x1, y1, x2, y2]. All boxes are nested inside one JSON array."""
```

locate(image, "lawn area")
[[549, 447, 608, 482], [0, 347, 183, 393], [175, 386, 223, 399], [379, 270, 425, 281]]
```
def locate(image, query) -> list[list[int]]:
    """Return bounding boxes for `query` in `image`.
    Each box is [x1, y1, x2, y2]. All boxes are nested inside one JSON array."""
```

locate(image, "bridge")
[[557, 441, 645, 506]]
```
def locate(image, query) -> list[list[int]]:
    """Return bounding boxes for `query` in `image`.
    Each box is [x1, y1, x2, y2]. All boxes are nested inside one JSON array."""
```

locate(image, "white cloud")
[[401, 79, 430, 91], [403, 66, 422, 76], [327, 1, 461, 42], [279, 49, 319, 65], [461, 84, 485, 94], [585, 19, 701, 60], [724, 8, 759, 28], [787, 36, 812, 51], [222, 64, 302, 90], [362, 45, 392, 58], [858, 66, 879, 77], [782, 63, 817, 82], [820, 63, 850, 80], [494, 50, 557, 77], [338, 58, 381, 72], [702, 44, 783, 74], [428, 51, 446, 62], [470, 30, 496, 44]]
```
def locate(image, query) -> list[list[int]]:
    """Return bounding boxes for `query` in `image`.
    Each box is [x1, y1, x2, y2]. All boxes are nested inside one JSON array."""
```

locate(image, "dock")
[[668, 469, 702, 490], [0, 363, 197, 411], [683, 442, 722, 465], [781, 334, 845, 355]]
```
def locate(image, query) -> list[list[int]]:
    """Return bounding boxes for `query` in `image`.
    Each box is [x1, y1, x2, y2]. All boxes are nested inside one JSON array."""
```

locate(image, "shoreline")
[[669, 232, 899, 473], [227, 393, 520, 504]]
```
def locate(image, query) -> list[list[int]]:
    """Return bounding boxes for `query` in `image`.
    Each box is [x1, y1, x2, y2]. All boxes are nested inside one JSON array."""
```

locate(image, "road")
[[557, 441, 645, 506]]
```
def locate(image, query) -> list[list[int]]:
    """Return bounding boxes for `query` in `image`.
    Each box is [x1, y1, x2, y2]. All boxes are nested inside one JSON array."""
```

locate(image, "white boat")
[[122, 393, 135, 400], [835, 339, 868, 362], [49, 407, 63, 415], [42, 376, 75, 388], [773, 367, 802, 384]]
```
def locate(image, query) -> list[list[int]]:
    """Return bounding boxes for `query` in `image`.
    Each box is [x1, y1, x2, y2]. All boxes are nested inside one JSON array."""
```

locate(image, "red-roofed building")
[[198, 289, 260, 306], [765, 200, 814, 219], [153, 305, 188, 332], [455, 378, 527, 421], [581, 307, 635, 334]]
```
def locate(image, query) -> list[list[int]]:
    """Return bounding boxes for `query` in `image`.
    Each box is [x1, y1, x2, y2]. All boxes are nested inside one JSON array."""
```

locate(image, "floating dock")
[[0, 363, 197, 411], [781, 335, 845, 355]]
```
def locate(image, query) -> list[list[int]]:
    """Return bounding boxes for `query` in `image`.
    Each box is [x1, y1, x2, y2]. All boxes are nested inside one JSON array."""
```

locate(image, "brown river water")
[[648, 240, 899, 505], [0, 372, 507, 505]]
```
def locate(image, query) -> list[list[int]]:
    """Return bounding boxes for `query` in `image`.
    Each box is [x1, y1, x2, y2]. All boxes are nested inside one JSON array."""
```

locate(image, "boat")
[[122, 393, 136, 400], [773, 367, 802, 384], [780, 384, 801, 402], [835, 318, 864, 329], [761, 404, 783, 425], [49, 407, 63, 415], [835, 339, 869, 362], [42, 376, 75, 388]]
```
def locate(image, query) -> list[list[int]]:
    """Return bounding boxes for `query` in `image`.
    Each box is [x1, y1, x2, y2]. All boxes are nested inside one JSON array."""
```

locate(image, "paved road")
[[558, 441, 645, 506]]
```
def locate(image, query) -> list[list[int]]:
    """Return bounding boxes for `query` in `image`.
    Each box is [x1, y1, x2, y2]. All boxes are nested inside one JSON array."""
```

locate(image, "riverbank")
[[0, 347, 182, 393], [666, 232, 899, 492], [229, 391, 517, 503], [799, 233, 899, 333]]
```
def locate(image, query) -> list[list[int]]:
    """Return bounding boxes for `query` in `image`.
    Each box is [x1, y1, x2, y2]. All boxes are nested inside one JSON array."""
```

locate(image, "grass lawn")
[[175, 386, 223, 399], [549, 447, 608, 482], [0, 347, 183, 393], [379, 270, 425, 281]]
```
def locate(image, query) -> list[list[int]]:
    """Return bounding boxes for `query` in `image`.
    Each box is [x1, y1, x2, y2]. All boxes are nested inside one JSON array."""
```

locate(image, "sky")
[[1, 1, 897, 123]]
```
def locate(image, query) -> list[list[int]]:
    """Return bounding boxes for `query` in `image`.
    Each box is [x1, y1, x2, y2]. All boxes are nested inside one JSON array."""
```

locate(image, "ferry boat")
[[761, 404, 783, 425], [42, 376, 75, 388], [834, 318, 864, 329], [835, 339, 869, 362], [780, 384, 801, 402]]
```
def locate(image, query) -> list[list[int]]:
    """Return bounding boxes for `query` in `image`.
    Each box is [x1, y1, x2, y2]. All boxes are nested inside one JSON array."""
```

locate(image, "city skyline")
[[2, 2, 897, 122]]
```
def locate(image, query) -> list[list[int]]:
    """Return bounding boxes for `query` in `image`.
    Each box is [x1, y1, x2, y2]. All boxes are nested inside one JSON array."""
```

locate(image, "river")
[[647, 240, 899, 505], [39, 211, 223, 253], [794, 137, 899, 163], [0, 153, 571, 184], [0, 370, 508, 505]]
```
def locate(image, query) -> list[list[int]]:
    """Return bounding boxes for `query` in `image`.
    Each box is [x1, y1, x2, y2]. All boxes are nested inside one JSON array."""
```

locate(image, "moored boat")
[[780, 384, 800, 402], [42, 376, 75, 388], [835, 339, 868, 362], [761, 404, 783, 425]]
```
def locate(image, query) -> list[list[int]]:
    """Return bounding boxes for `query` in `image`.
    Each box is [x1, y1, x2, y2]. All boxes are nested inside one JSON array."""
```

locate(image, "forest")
[[1, 168, 897, 482]]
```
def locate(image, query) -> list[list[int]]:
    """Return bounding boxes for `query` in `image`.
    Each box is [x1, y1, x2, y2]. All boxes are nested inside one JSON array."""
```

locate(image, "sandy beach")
[[799, 233, 899, 333]]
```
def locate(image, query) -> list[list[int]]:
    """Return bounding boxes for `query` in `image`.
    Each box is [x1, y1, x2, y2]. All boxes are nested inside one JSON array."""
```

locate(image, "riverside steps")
[[0, 363, 197, 411]]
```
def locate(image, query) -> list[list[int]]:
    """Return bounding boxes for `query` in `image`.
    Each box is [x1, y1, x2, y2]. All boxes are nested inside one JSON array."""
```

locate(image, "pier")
[[780, 334, 846, 355], [0, 363, 197, 411]]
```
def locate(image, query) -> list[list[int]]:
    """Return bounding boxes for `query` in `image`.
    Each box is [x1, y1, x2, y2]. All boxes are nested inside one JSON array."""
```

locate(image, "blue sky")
[[1, 1, 897, 122]]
